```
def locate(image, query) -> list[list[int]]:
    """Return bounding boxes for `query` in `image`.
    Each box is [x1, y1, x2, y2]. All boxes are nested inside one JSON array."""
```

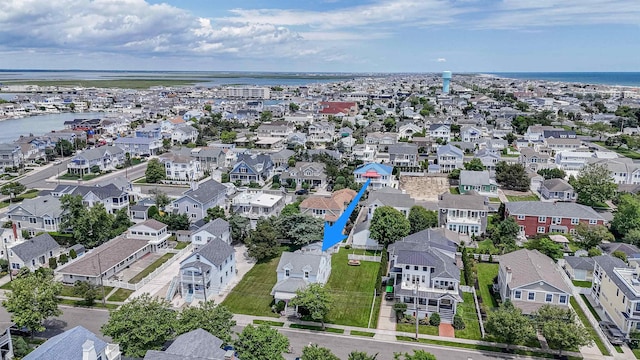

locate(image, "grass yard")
[[174, 241, 189, 250], [633, 349, 640, 359], [593, 141, 640, 160], [476, 239, 500, 255], [506, 194, 539, 202], [107, 288, 134, 302], [488, 197, 501, 203], [325, 248, 380, 327], [571, 297, 610, 356], [351, 330, 375, 337], [396, 323, 439, 335], [58, 298, 118, 309], [289, 324, 344, 333], [221, 256, 281, 318], [580, 294, 602, 321], [253, 320, 285, 327], [476, 263, 499, 309], [59, 285, 113, 299], [455, 292, 482, 340], [573, 280, 593, 288], [450, 187, 461, 194], [129, 253, 175, 284]]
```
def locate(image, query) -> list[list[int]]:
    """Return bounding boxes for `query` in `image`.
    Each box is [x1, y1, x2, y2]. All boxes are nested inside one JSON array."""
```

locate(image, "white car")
[[53, 160, 62, 165]]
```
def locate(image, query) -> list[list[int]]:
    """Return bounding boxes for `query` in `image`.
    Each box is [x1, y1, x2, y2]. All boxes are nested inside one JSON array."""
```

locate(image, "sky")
[[0, 0, 639, 73]]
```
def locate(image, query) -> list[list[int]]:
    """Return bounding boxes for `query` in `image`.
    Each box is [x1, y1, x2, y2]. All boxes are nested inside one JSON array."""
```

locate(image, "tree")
[[408, 206, 438, 234], [275, 213, 323, 246], [534, 304, 574, 329], [453, 313, 465, 330], [524, 237, 563, 259], [280, 202, 300, 216], [611, 194, 640, 238], [0, 182, 25, 196], [575, 223, 614, 250], [220, 131, 237, 144], [504, 132, 517, 145], [289, 103, 300, 112], [246, 217, 280, 261], [54, 139, 74, 157], [2, 270, 62, 335], [154, 213, 190, 231], [301, 344, 340, 360], [572, 163, 616, 207], [612, 250, 628, 262], [429, 312, 441, 326], [73, 203, 114, 248], [48, 257, 57, 269], [204, 206, 226, 222], [112, 208, 133, 237], [59, 194, 85, 232], [383, 117, 396, 132], [370, 206, 410, 247], [464, 158, 486, 171], [485, 301, 536, 346], [235, 324, 289, 360], [537, 168, 566, 180], [145, 159, 166, 184], [290, 283, 332, 328], [393, 350, 437, 360], [543, 320, 592, 356], [176, 301, 235, 344], [229, 214, 250, 244], [69, 248, 78, 259], [495, 162, 529, 191], [73, 280, 98, 306], [494, 218, 519, 250], [348, 351, 379, 360], [152, 189, 172, 210], [260, 110, 273, 122], [101, 294, 177, 357]]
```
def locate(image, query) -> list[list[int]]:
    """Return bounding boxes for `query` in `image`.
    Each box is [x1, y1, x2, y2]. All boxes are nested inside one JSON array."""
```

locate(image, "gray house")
[[179, 238, 235, 302], [438, 192, 488, 236], [8, 233, 61, 272], [171, 179, 228, 222], [113, 136, 163, 156], [191, 218, 231, 247], [143, 329, 232, 360], [229, 154, 274, 185], [0, 143, 21, 171], [563, 256, 594, 282], [437, 144, 464, 173], [280, 162, 327, 188], [24, 326, 121, 360], [365, 187, 415, 218], [388, 143, 419, 168], [50, 183, 129, 214], [458, 170, 498, 196], [7, 195, 64, 236], [67, 146, 125, 175], [540, 178, 576, 202]]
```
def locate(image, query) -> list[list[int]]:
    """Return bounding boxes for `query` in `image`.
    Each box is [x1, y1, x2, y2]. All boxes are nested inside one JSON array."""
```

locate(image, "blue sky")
[[0, 0, 638, 72]]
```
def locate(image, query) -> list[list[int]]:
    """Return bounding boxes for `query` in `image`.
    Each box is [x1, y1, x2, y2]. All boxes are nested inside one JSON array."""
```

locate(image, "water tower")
[[442, 71, 452, 94]]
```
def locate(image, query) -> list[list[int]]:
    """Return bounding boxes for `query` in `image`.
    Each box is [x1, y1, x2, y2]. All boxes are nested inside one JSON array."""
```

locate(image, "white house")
[[179, 238, 235, 302], [190, 218, 231, 248]]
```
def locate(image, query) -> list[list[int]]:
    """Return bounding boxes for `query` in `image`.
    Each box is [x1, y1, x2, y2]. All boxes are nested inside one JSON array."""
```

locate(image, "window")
[[517, 215, 525, 220], [569, 228, 577, 235], [552, 217, 561, 224], [537, 226, 546, 234], [405, 265, 410, 270], [514, 290, 522, 299], [285, 269, 290, 277], [571, 218, 579, 225], [589, 219, 598, 225], [304, 271, 309, 279], [538, 216, 546, 223], [545, 293, 553, 303], [414, 266, 418, 270], [191, 214, 197, 218], [559, 295, 567, 304], [528, 292, 535, 301], [422, 266, 427, 271]]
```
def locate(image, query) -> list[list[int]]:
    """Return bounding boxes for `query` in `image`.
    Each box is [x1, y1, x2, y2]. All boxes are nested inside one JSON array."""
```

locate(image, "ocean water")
[[487, 72, 640, 87], [0, 112, 104, 143]]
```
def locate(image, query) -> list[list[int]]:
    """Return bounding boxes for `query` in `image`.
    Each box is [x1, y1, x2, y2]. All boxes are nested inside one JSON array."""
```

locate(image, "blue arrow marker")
[[322, 178, 371, 251]]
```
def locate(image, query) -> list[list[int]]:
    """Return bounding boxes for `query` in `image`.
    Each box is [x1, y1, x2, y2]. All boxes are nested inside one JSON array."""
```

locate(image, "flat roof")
[[57, 236, 149, 277], [251, 193, 282, 208]]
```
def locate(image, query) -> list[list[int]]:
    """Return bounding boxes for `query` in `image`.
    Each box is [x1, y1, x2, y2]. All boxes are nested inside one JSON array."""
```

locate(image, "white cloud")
[[437, 58, 447, 62]]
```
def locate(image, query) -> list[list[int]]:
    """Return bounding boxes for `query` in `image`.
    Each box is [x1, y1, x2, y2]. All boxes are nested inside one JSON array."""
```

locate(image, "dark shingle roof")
[[11, 233, 60, 263], [187, 238, 234, 267], [505, 201, 604, 220], [593, 255, 637, 300], [564, 256, 594, 271], [196, 218, 230, 238], [23, 326, 107, 360], [144, 328, 228, 360], [183, 178, 227, 204]]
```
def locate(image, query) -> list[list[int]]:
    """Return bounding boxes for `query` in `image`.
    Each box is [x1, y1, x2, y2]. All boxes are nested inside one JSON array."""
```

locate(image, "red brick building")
[[505, 201, 606, 237]]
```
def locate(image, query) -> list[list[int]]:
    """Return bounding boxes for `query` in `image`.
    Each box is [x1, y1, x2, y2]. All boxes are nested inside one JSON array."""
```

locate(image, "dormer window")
[[304, 271, 309, 279], [285, 269, 290, 277]]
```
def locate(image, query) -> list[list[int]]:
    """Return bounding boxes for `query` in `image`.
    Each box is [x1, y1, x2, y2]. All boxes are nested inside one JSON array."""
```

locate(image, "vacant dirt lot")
[[400, 175, 450, 201]]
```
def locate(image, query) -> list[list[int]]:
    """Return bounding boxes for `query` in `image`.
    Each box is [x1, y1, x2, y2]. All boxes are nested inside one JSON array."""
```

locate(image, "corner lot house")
[[497, 249, 571, 314], [8, 233, 61, 272], [66, 146, 124, 175]]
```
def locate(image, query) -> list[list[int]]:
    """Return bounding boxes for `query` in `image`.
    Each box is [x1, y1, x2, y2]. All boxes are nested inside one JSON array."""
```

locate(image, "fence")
[[461, 285, 486, 338], [472, 254, 500, 263], [104, 243, 193, 291], [347, 254, 382, 262]]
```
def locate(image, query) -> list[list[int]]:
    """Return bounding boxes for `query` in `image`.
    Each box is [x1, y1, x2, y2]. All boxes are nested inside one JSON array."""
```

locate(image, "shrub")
[[418, 317, 429, 325], [272, 300, 286, 313], [59, 253, 69, 265], [429, 313, 441, 326], [344, 245, 351, 249], [12, 336, 30, 358], [69, 248, 77, 259], [453, 313, 466, 330], [48, 257, 58, 270]]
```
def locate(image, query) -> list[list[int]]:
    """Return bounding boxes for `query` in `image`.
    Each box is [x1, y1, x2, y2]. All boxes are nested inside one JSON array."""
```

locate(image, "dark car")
[[599, 321, 625, 345], [9, 325, 30, 337], [295, 189, 308, 195]]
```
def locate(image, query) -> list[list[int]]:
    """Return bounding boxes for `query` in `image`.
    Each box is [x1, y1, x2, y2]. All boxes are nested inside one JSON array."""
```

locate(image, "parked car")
[[599, 321, 625, 345], [295, 189, 308, 195], [9, 325, 30, 337]]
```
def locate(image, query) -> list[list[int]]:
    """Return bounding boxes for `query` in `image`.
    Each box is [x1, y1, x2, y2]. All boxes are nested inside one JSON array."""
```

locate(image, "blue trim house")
[[354, 163, 394, 189]]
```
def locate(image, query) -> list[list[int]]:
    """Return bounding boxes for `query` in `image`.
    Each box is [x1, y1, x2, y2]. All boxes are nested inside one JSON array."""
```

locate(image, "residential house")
[[171, 179, 228, 222], [354, 163, 395, 189], [543, 129, 577, 140], [545, 138, 582, 153], [7, 195, 63, 236], [256, 121, 294, 138], [0, 143, 21, 171], [160, 153, 203, 182], [270, 149, 295, 169], [474, 149, 501, 171], [539, 178, 576, 202], [524, 125, 555, 142], [299, 189, 356, 223], [505, 201, 606, 237], [229, 154, 274, 185], [600, 243, 640, 259], [365, 187, 415, 218], [143, 329, 233, 360], [497, 249, 572, 314], [398, 123, 423, 140], [8, 233, 61, 272], [319, 101, 358, 118], [458, 170, 498, 196], [171, 124, 199, 144], [280, 162, 327, 188], [563, 256, 594, 282], [351, 221, 381, 250], [271, 248, 332, 311], [365, 132, 398, 146], [230, 189, 284, 220], [460, 125, 482, 143], [588, 158, 640, 185], [352, 144, 377, 163], [113, 136, 163, 157], [436, 144, 464, 173], [429, 124, 451, 143], [134, 124, 162, 139], [67, 146, 125, 175], [129, 198, 154, 222], [308, 121, 336, 143], [190, 147, 226, 171], [590, 254, 640, 335], [387, 228, 462, 322], [23, 326, 121, 360], [555, 151, 594, 172], [179, 238, 235, 301], [388, 143, 419, 168], [438, 192, 488, 235], [50, 183, 129, 214], [191, 218, 231, 248], [518, 147, 551, 171]]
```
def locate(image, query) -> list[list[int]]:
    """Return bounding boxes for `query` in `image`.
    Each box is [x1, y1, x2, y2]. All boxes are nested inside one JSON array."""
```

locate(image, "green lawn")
[[129, 253, 175, 284], [325, 248, 380, 327], [450, 187, 461, 194], [59, 285, 113, 299], [573, 280, 593, 288], [593, 141, 640, 160], [252, 319, 285, 327], [455, 292, 482, 340], [506, 194, 539, 202], [351, 330, 375, 337], [580, 294, 602, 321], [476, 239, 500, 255], [571, 297, 610, 356], [614, 345, 624, 353], [488, 197, 501, 203], [289, 324, 344, 333], [58, 298, 118, 309], [107, 288, 134, 302], [476, 263, 499, 309], [221, 256, 281, 318], [174, 241, 189, 250], [397, 323, 439, 335], [633, 349, 640, 358]]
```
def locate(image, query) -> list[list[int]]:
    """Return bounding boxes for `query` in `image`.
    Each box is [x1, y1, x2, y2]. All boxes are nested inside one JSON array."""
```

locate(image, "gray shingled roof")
[[196, 218, 230, 238], [564, 256, 595, 271], [542, 178, 573, 192], [11, 233, 60, 263], [366, 189, 415, 208], [276, 252, 325, 276], [437, 143, 463, 157], [23, 326, 107, 360], [600, 242, 640, 257], [185, 238, 234, 267], [459, 170, 493, 186], [72, 146, 123, 162], [593, 254, 637, 300], [182, 178, 227, 204], [505, 201, 604, 220], [8, 195, 63, 218], [438, 193, 488, 210], [500, 249, 571, 293], [271, 277, 309, 294], [144, 328, 228, 360], [397, 228, 459, 254], [57, 236, 149, 277]]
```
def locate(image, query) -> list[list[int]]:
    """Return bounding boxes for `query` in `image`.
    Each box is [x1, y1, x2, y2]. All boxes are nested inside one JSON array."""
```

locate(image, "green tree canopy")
[[537, 168, 566, 180], [54, 139, 74, 157], [370, 206, 410, 247], [575, 223, 614, 250], [73, 203, 114, 248], [220, 131, 237, 144], [290, 283, 332, 328], [154, 213, 190, 231], [611, 194, 640, 239], [280, 202, 301, 216], [571, 163, 616, 207], [145, 159, 166, 184], [301, 344, 340, 360], [464, 158, 486, 171], [235, 324, 289, 360], [175, 301, 235, 344], [485, 301, 536, 346], [408, 206, 438, 234], [229, 214, 250, 244], [348, 351, 379, 360], [73, 280, 98, 306], [204, 206, 226, 223], [0, 181, 26, 196], [2, 270, 62, 334], [101, 294, 177, 357], [524, 237, 563, 259], [495, 161, 529, 191], [275, 213, 323, 246], [393, 350, 437, 360], [246, 217, 280, 261]]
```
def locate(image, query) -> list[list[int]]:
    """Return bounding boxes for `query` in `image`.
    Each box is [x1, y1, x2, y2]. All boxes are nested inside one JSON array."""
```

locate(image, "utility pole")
[[200, 266, 207, 301], [4, 243, 12, 281], [97, 253, 106, 306]]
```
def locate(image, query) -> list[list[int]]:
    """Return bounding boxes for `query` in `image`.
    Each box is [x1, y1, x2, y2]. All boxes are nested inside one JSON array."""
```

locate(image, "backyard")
[[476, 263, 499, 309], [129, 253, 175, 284], [455, 292, 482, 340], [506, 194, 539, 202]]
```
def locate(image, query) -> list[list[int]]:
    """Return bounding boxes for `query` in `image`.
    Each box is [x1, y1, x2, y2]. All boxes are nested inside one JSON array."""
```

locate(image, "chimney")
[[455, 252, 463, 269], [505, 266, 513, 284], [191, 180, 199, 191], [82, 340, 97, 360]]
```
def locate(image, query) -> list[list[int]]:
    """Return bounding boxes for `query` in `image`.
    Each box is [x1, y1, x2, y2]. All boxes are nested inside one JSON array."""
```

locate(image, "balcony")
[[446, 216, 481, 225]]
